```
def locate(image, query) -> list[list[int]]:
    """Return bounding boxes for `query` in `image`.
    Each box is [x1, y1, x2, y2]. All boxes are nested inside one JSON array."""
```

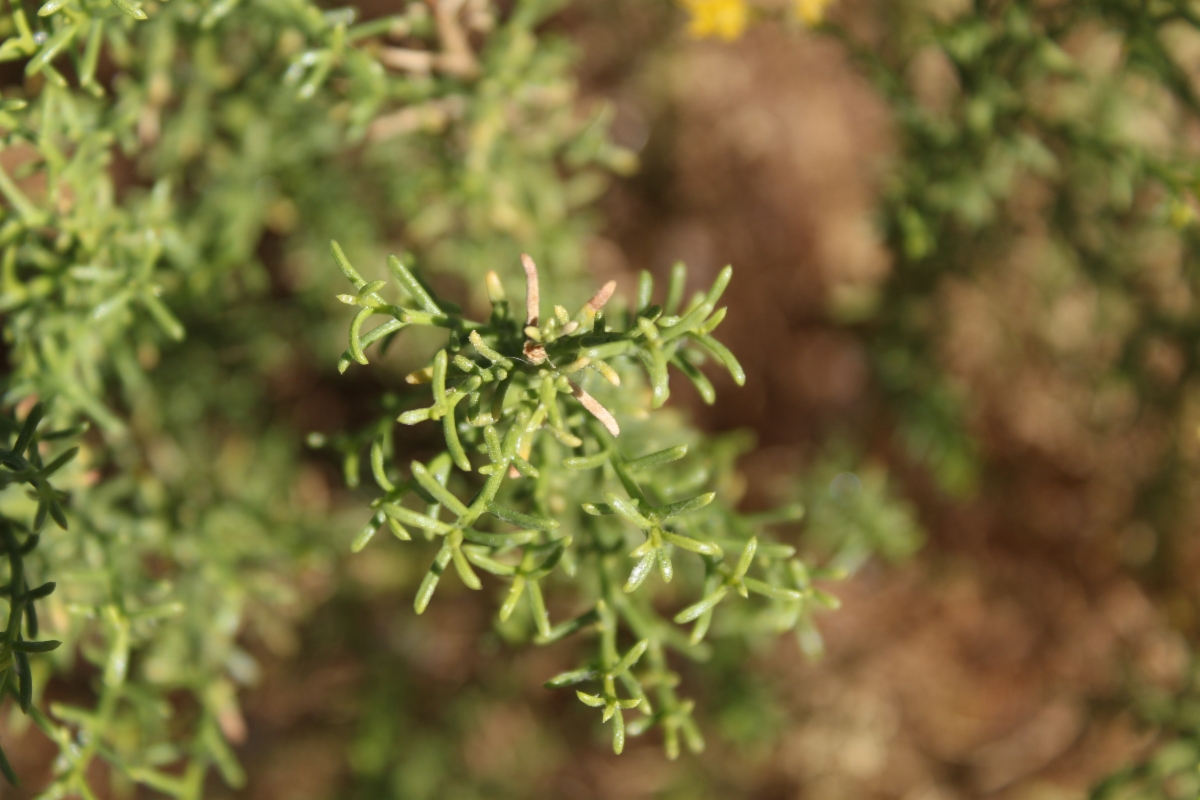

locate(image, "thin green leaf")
[[657, 547, 674, 582], [39, 446, 78, 478], [15, 651, 30, 713], [486, 502, 558, 531], [462, 548, 516, 576], [681, 714, 705, 754], [370, 440, 395, 492], [411, 461, 468, 516], [672, 355, 715, 404], [25, 23, 77, 75], [705, 266, 733, 306], [469, 330, 511, 366], [0, 741, 18, 786], [350, 519, 380, 553], [510, 455, 538, 478], [544, 668, 598, 688], [79, 18, 103, 86], [652, 492, 716, 520], [612, 707, 626, 754], [380, 503, 455, 535], [535, 608, 601, 644], [387, 253, 441, 314], [331, 241, 365, 286], [339, 324, 404, 372], [623, 552, 655, 593], [611, 639, 649, 676], [695, 306, 726, 335], [690, 333, 745, 386], [711, 537, 794, 559], [625, 444, 688, 471], [563, 452, 609, 470], [743, 578, 803, 601], [442, 400, 471, 472], [398, 407, 431, 425], [673, 587, 728, 624], [734, 537, 758, 579], [14, 402, 43, 456], [386, 515, 412, 541], [414, 543, 453, 614], [811, 588, 842, 609], [527, 579, 551, 638], [348, 307, 374, 365], [641, 347, 669, 408], [528, 539, 569, 578], [660, 530, 722, 557], [636, 270, 653, 311], [576, 691, 606, 708], [498, 575, 525, 621], [460, 528, 538, 547], [450, 544, 482, 590], [39, 421, 88, 441], [605, 493, 652, 529], [47, 500, 67, 530]]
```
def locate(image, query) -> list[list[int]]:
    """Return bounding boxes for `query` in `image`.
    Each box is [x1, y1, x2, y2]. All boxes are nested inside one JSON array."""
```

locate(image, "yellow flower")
[[795, 0, 834, 26], [680, 0, 749, 41]]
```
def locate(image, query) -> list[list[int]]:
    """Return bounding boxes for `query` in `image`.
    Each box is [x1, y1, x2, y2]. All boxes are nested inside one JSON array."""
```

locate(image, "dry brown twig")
[[571, 379, 620, 436], [522, 252, 547, 366], [517, 254, 620, 437], [367, 97, 465, 143], [379, 0, 479, 79]]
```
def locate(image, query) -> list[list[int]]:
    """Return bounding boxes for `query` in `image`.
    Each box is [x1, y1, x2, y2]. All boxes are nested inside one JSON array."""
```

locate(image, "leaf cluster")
[[329, 243, 845, 755], [0, 403, 75, 784]]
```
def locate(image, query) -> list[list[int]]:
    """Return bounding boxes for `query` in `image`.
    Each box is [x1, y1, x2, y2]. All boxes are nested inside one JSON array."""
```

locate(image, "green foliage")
[[0, 0, 635, 792], [328, 243, 844, 755], [1092, 661, 1200, 799], [1091, 737, 1200, 800], [0, 403, 72, 785], [797, 455, 923, 576], [832, 0, 1200, 790], [835, 0, 1200, 494]]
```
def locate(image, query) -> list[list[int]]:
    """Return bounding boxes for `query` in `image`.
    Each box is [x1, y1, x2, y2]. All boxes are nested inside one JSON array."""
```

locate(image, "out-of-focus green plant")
[[1091, 654, 1200, 799], [1091, 738, 1200, 800], [824, 0, 1200, 790], [327, 244, 846, 755], [831, 1, 1200, 494], [797, 455, 923, 578]]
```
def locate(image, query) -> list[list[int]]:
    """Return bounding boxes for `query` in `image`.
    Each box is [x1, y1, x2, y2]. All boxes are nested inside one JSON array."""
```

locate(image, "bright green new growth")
[[331, 242, 842, 755]]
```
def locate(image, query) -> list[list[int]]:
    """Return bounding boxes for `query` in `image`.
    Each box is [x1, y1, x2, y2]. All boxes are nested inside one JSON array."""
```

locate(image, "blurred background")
[[7, 0, 1200, 797]]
